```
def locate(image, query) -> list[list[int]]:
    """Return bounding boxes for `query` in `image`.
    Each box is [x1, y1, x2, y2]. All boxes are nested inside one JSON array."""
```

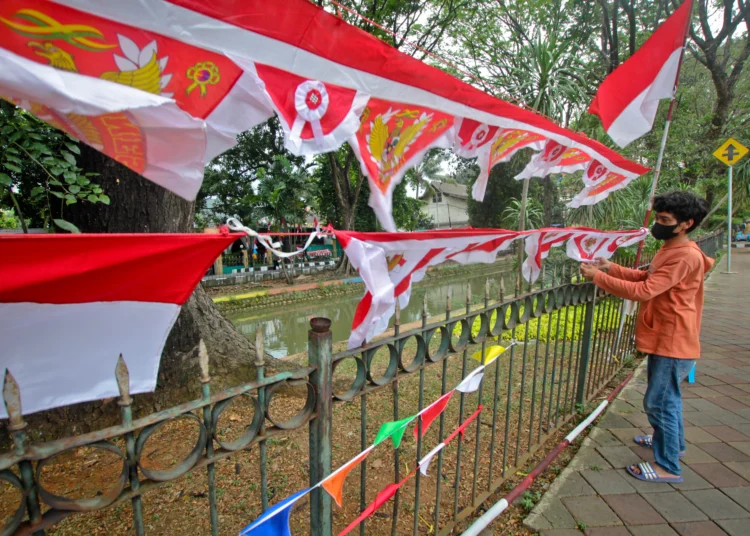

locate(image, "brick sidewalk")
[[524, 249, 750, 536]]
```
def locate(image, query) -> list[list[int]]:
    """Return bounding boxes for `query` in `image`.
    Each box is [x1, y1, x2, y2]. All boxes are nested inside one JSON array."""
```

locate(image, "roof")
[[432, 181, 468, 200]]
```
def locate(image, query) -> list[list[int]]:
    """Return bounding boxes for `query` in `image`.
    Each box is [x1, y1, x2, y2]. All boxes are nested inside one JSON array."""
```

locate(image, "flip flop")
[[633, 435, 685, 457], [626, 462, 683, 483]]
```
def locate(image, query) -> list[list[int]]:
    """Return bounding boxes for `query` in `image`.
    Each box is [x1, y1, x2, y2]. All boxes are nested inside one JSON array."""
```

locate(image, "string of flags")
[[237, 346, 510, 536]]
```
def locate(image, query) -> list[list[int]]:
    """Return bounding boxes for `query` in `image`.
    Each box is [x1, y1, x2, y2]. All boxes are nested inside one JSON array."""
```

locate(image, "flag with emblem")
[[566, 228, 648, 263]]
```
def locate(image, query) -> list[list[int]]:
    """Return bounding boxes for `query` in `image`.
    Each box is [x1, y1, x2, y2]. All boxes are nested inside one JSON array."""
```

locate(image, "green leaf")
[[6, 155, 21, 165], [65, 194, 77, 204], [50, 190, 64, 199], [30, 186, 44, 197], [65, 143, 81, 155], [50, 167, 63, 176], [64, 173, 77, 185], [61, 151, 76, 166], [98, 194, 110, 205], [87, 194, 98, 203], [49, 179, 63, 186], [92, 187, 102, 194], [69, 185, 81, 194], [5, 146, 19, 155], [3, 162, 21, 173], [0, 172, 11, 186], [77, 177, 91, 186], [53, 219, 81, 234], [9, 132, 21, 144]]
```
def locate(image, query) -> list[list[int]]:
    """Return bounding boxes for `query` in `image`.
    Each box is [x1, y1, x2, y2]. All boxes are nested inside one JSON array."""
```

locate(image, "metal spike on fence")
[[199, 340, 211, 384], [115, 355, 132, 407], [446, 287, 452, 312], [2, 369, 25, 432], [553, 265, 559, 287], [541, 264, 546, 289], [500, 276, 505, 301], [466, 282, 471, 307], [394, 299, 401, 326], [422, 293, 428, 318], [255, 328, 265, 368], [485, 278, 490, 301]]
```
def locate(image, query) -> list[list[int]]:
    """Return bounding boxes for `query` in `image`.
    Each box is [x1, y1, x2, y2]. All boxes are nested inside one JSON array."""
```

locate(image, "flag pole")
[[633, 0, 692, 268]]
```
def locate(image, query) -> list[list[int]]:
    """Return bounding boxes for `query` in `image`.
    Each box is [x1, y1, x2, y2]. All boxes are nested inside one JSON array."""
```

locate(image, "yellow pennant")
[[471, 345, 507, 365]]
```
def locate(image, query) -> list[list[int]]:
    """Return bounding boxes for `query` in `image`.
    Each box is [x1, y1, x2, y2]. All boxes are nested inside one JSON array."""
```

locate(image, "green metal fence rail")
[[0, 231, 724, 536]]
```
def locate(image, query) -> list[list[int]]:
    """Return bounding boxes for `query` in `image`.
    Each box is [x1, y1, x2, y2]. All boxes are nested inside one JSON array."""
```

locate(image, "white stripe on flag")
[[419, 443, 445, 477], [456, 367, 485, 393], [0, 301, 181, 417]]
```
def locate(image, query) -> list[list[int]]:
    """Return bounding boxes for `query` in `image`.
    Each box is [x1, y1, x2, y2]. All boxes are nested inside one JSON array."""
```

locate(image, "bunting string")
[[236, 345, 510, 536]]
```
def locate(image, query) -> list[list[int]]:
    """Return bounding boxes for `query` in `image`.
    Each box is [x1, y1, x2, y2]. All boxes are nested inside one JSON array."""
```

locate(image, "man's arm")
[[607, 263, 650, 282], [592, 258, 691, 302]]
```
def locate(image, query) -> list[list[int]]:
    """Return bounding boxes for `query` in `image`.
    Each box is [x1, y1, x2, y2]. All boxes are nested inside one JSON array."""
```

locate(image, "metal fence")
[[0, 231, 723, 536]]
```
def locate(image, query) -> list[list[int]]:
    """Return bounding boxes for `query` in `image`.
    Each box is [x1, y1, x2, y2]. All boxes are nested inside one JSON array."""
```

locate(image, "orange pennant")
[[321, 448, 372, 508]]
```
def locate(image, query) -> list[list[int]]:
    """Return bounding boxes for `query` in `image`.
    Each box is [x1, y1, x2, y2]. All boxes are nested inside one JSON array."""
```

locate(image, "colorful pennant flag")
[[414, 392, 454, 439], [471, 345, 507, 365], [374, 415, 416, 449], [566, 229, 648, 263], [321, 447, 373, 508], [445, 406, 484, 444], [238, 488, 310, 536], [456, 367, 485, 393], [419, 406, 484, 477]]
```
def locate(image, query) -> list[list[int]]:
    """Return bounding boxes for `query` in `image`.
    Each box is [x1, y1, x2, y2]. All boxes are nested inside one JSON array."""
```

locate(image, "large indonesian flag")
[[0, 0, 648, 228], [0, 231, 237, 416], [588, 0, 692, 147]]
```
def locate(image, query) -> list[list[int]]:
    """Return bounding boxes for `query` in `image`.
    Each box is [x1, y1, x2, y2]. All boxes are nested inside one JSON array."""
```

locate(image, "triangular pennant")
[[338, 470, 416, 536], [471, 345, 507, 366], [374, 415, 416, 449], [321, 448, 372, 508], [445, 406, 483, 444], [455, 368, 485, 393], [414, 392, 454, 439], [418, 443, 445, 477], [239, 488, 310, 536]]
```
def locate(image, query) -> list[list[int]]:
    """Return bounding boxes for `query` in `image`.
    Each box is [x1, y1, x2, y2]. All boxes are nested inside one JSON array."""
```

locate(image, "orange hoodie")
[[593, 241, 714, 359]]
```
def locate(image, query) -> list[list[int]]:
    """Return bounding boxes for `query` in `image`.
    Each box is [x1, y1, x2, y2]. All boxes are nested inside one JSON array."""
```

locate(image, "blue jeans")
[[643, 355, 695, 475]]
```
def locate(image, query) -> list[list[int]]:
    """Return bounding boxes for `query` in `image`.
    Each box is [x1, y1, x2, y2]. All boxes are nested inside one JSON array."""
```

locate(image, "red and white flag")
[[335, 229, 519, 348], [588, 0, 692, 147], [566, 228, 648, 262], [0, 231, 238, 416]]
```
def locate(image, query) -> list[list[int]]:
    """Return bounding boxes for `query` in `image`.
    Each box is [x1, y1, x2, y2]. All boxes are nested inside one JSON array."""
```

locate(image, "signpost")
[[712, 138, 749, 273]]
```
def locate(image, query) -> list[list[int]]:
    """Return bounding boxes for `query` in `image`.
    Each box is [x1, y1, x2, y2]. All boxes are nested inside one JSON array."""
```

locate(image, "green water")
[[228, 269, 514, 358]]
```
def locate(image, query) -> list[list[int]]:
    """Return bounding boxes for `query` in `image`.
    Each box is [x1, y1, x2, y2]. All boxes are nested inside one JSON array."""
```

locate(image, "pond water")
[[229, 268, 515, 358]]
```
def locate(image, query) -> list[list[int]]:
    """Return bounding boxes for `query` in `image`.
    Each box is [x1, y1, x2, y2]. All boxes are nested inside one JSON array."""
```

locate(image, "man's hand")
[[593, 257, 612, 272], [580, 262, 599, 280]]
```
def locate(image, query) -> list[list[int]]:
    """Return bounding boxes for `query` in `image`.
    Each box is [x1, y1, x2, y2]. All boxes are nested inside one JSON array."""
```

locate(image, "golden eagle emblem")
[[366, 108, 432, 186]]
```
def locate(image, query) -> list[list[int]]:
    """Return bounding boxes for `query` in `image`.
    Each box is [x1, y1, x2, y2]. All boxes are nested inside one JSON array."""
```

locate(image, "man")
[[580, 191, 712, 483]]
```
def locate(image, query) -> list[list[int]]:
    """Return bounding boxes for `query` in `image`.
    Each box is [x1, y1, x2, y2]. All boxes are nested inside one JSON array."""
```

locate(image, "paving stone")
[[584, 528, 630, 536], [716, 386, 750, 397], [684, 427, 722, 444], [689, 463, 750, 487], [601, 494, 665, 525], [608, 427, 647, 444], [713, 397, 750, 411], [714, 375, 749, 385], [670, 465, 715, 491], [721, 487, 750, 511], [681, 444, 720, 465], [624, 414, 652, 429], [729, 423, 750, 437], [589, 428, 624, 447], [596, 446, 643, 469], [609, 400, 638, 415], [682, 489, 750, 519], [540, 530, 584, 536], [541, 497, 578, 529], [679, 412, 720, 426], [581, 469, 635, 495], [728, 442, 750, 456], [711, 410, 750, 426], [600, 413, 636, 430], [699, 443, 750, 462], [629, 445, 654, 462], [643, 492, 709, 523], [716, 519, 749, 536], [671, 521, 731, 535], [556, 470, 597, 498], [524, 509, 553, 531], [702, 425, 750, 442], [568, 447, 613, 471], [698, 376, 726, 386], [626, 525, 679, 536], [731, 408, 750, 420], [687, 386, 725, 398], [562, 496, 622, 527], [625, 471, 675, 494], [724, 462, 750, 481]]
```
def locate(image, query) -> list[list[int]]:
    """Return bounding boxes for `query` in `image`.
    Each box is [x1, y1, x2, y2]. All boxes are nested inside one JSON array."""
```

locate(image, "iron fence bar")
[[547, 277, 564, 434], [586, 295, 606, 399], [487, 278, 506, 487], [554, 274, 572, 427], [199, 342, 220, 536], [602, 296, 621, 387], [537, 270, 556, 443], [433, 291, 452, 531], [452, 284, 472, 520], [514, 317, 530, 465], [575, 293, 596, 406], [561, 299, 579, 419], [391, 303, 401, 536], [471, 280, 491, 505], [255, 332, 269, 513], [308, 318, 333, 536], [359, 387, 367, 536], [528, 288, 544, 451], [501, 328, 515, 478], [115, 358, 144, 536], [412, 296, 428, 536]]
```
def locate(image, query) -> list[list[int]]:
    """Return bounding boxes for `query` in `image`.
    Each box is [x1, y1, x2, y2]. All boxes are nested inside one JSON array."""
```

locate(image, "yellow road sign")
[[713, 138, 749, 166]]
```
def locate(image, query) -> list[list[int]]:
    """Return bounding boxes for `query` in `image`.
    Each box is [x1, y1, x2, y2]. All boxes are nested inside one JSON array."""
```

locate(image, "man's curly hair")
[[652, 191, 709, 233]]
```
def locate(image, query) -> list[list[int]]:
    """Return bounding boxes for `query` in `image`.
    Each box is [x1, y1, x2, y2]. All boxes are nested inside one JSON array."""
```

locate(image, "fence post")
[[575, 287, 596, 406], [213, 255, 223, 276], [243, 250, 249, 270], [308, 317, 333, 536]]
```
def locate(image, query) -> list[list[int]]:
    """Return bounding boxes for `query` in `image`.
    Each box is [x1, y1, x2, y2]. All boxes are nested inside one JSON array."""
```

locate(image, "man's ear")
[[681, 219, 694, 232]]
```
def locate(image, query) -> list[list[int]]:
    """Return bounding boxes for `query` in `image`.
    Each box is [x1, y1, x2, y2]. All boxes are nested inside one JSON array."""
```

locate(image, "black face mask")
[[651, 222, 679, 240]]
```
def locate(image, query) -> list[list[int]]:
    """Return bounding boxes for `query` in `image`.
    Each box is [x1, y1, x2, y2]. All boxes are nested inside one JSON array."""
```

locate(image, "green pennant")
[[374, 415, 416, 449]]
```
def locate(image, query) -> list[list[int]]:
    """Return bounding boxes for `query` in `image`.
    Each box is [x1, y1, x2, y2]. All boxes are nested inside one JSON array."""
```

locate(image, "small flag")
[[418, 443, 445, 477], [414, 392, 453, 439], [374, 415, 415, 449], [445, 406, 483, 443], [321, 448, 372, 508], [456, 368, 485, 393], [471, 346, 506, 365], [338, 471, 415, 536], [239, 488, 309, 536]]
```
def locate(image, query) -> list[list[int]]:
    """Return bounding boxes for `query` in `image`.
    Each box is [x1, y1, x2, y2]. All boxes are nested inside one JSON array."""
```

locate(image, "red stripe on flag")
[[351, 291, 373, 331], [0, 233, 239, 304], [394, 248, 446, 297]]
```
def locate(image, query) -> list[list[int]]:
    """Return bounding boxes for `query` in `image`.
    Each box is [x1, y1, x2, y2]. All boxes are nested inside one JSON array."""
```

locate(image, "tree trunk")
[[542, 176, 554, 227], [23, 146, 295, 439]]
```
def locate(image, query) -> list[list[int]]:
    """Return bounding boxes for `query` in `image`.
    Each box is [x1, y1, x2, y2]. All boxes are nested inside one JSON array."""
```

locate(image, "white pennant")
[[456, 367, 485, 393], [418, 443, 445, 477]]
